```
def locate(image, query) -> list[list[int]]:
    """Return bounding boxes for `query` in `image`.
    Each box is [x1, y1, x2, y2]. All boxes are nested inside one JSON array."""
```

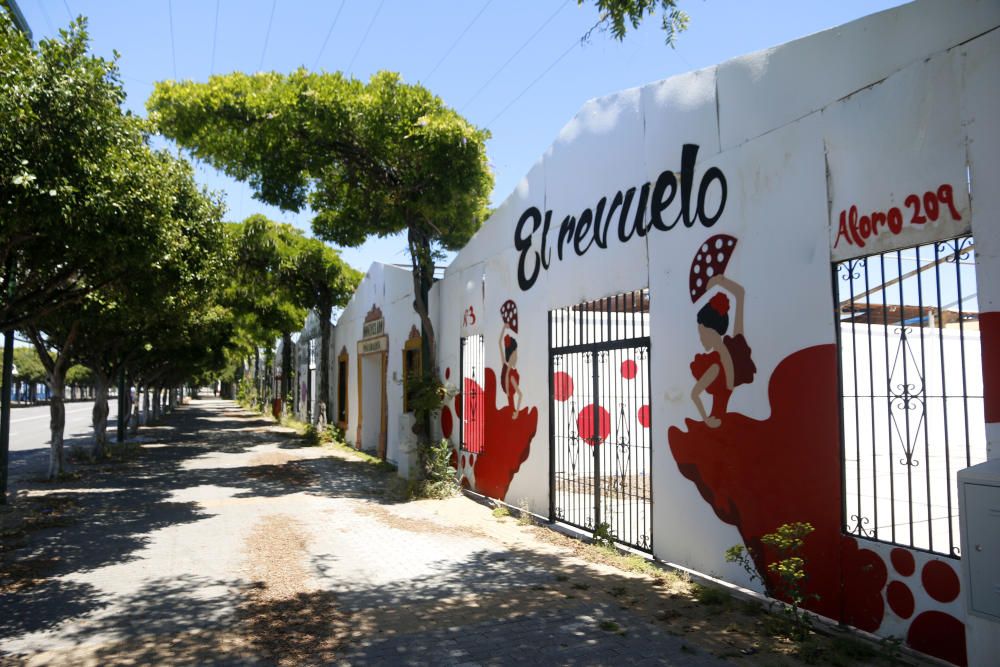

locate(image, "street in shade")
[[6, 402, 118, 485]]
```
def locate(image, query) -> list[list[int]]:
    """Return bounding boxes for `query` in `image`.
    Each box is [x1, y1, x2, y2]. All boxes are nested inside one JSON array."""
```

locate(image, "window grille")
[[835, 236, 985, 557], [460, 335, 485, 453]]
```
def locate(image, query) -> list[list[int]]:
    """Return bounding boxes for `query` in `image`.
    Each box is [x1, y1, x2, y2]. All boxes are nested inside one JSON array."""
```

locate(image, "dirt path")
[[0, 399, 929, 666]]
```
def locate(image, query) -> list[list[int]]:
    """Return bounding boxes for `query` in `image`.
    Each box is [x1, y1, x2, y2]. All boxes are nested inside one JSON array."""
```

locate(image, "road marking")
[[10, 405, 110, 424]]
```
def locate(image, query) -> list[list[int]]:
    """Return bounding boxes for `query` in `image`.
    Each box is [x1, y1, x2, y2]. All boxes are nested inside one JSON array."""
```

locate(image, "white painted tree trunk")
[[91, 371, 110, 458], [47, 366, 67, 479]]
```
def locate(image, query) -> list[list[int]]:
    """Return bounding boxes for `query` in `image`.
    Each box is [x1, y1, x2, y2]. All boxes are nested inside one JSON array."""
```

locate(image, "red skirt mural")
[[668, 236, 967, 665], [442, 300, 539, 501]]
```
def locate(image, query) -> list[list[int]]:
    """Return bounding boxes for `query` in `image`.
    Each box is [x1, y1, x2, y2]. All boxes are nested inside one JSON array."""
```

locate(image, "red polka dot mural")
[[553, 371, 574, 401], [887, 580, 914, 619], [890, 548, 915, 576], [577, 404, 610, 445], [637, 405, 651, 428], [621, 359, 637, 379], [922, 559, 960, 604], [440, 406, 453, 439]]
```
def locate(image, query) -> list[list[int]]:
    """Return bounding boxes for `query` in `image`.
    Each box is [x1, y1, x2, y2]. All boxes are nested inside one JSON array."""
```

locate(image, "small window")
[[336, 350, 349, 426], [835, 236, 985, 557], [460, 335, 485, 453], [402, 336, 422, 413]]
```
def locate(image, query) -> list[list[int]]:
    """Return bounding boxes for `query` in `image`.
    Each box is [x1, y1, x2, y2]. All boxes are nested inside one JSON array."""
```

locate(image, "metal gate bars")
[[548, 289, 652, 552]]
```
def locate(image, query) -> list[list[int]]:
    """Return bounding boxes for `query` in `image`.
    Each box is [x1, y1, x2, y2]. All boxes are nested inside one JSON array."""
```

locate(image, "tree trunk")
[[281, 331, 292, 417], [407, 225, 438, 466], [91, 370, 110, 458], [318, 302, 332, 430], [152, 387, 161, 422], [47, 365, 67, 479], [129, 385, 140, 435]]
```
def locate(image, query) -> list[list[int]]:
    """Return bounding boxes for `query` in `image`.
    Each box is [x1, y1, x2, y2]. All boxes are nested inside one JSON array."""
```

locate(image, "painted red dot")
[[907, 611, 967, 666], [445, 367, 451, 380], [890, 548, 915, 576], [454, 394, 462, 419], [441, 406, 453, 439], [448, 448, 458, 469], [886, 581, 914, 619], [461, 454, 466, 469], [621, 359, 637, 380], [553, 371, 574, 401], [922, 559, 960, 603], [577, 404, 610, 445], [637, 405, 651, 428]]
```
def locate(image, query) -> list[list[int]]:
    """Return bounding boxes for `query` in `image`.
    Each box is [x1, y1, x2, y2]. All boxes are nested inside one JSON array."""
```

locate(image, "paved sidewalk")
[[0, 399, 730, 666]]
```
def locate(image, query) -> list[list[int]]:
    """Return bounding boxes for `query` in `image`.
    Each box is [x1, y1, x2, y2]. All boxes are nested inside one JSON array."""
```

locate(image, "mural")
[[668, 236, 967, 665], [442, 300, 539, 500]]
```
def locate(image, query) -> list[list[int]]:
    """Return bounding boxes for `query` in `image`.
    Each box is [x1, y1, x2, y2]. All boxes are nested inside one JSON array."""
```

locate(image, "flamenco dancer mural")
[[443, 300, 538, 500], [668, 235, 967, 665]]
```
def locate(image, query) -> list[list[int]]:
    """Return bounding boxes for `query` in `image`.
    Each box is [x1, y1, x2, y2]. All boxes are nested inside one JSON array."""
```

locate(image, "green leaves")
[[580, 0, 689, 47]]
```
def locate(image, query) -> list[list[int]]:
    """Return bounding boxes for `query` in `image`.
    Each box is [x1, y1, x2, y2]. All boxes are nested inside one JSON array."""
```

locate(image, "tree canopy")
[[582, 0, 689, 46], [0, 16, 169, 332], [148, 69, 493, 392]]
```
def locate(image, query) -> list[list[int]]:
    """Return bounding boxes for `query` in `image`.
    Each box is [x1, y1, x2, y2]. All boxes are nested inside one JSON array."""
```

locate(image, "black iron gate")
[[549, 289, 652, 552]]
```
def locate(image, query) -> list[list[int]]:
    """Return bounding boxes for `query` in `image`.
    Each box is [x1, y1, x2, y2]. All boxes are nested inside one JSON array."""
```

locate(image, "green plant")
[[592, 521, 616, 548], [492, 505, 510, 519], [515, 498, 534, 526], [726, 521, 816, 640], [409, 439, 458, 499]]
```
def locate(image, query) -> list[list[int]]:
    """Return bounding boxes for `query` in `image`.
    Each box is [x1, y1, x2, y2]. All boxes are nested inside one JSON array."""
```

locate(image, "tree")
[[149, 70, 491, 437], [280, 232, 361, 426], [581, 0, 689, 46], [11, 346, 46, 401], [0, 17, 164, 332]]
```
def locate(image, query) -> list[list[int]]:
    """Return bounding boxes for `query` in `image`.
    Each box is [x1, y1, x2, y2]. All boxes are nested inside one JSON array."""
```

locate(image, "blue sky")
[[16, 0, 908, 273]]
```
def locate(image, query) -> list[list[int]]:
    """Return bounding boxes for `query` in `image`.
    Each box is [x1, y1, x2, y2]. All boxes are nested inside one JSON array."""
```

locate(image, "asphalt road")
[[5, 400, 119, 484]]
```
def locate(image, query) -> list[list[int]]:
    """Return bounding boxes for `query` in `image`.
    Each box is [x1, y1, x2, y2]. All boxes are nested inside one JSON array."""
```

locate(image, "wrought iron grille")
[[459, 334, 485, 453], [549, 289, 652, 552], [834, 235, 985, 557]]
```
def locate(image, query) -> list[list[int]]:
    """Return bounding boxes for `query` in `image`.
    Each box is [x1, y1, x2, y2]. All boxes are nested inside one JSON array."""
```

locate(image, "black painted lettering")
[[696, 166, 727, 227], [539, 209, 554, 269], [592, 196, 610, 249], [557, 214, 576, 261], [574, 208, 594, 255], [634, 182, 651, 236], [650, 169, 679, 231], [680, 143, 699, 227], [515, 207, 542, 291], [616, 187, 638, 243]]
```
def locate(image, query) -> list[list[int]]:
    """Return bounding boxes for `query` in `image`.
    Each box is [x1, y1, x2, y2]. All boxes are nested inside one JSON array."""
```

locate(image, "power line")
[[423, 0, 492, 83], [61, 0, 73, 21], [485, 35, 580, 130], [313, 0, 346, 70], [461, 0, 570, 112], [258, 0, 276, 72], [210, 0, 220, 75], [346, 0, 385, 75], [36, 1, 56, 34], [167, 0, 177, 79]]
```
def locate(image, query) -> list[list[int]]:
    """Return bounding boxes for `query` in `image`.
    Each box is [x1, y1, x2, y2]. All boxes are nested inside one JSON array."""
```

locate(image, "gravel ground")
[[0, 399, 933, 666]]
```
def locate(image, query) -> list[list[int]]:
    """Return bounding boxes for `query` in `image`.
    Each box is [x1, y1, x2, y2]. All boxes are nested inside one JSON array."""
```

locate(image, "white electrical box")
[[959, 458, 1000, 620]]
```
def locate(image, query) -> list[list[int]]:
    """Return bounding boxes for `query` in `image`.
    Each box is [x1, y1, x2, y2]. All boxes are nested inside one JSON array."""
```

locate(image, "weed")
[[608, 586, 628, 598], [692, 583, 731, 606], [598, 620, 621, 633], [408, 439, 459, 499], [592, 521, 616, 547], [515, 498, 534, 526], [726, 521, 816, 640], [492, 505, 510, 519], [571, 582, 590, 591]]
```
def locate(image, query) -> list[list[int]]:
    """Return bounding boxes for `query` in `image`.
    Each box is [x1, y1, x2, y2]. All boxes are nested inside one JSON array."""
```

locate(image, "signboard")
[[825, 51, 971, 262], [362, 317, 385, 339], [358, 335, 388, 355]]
